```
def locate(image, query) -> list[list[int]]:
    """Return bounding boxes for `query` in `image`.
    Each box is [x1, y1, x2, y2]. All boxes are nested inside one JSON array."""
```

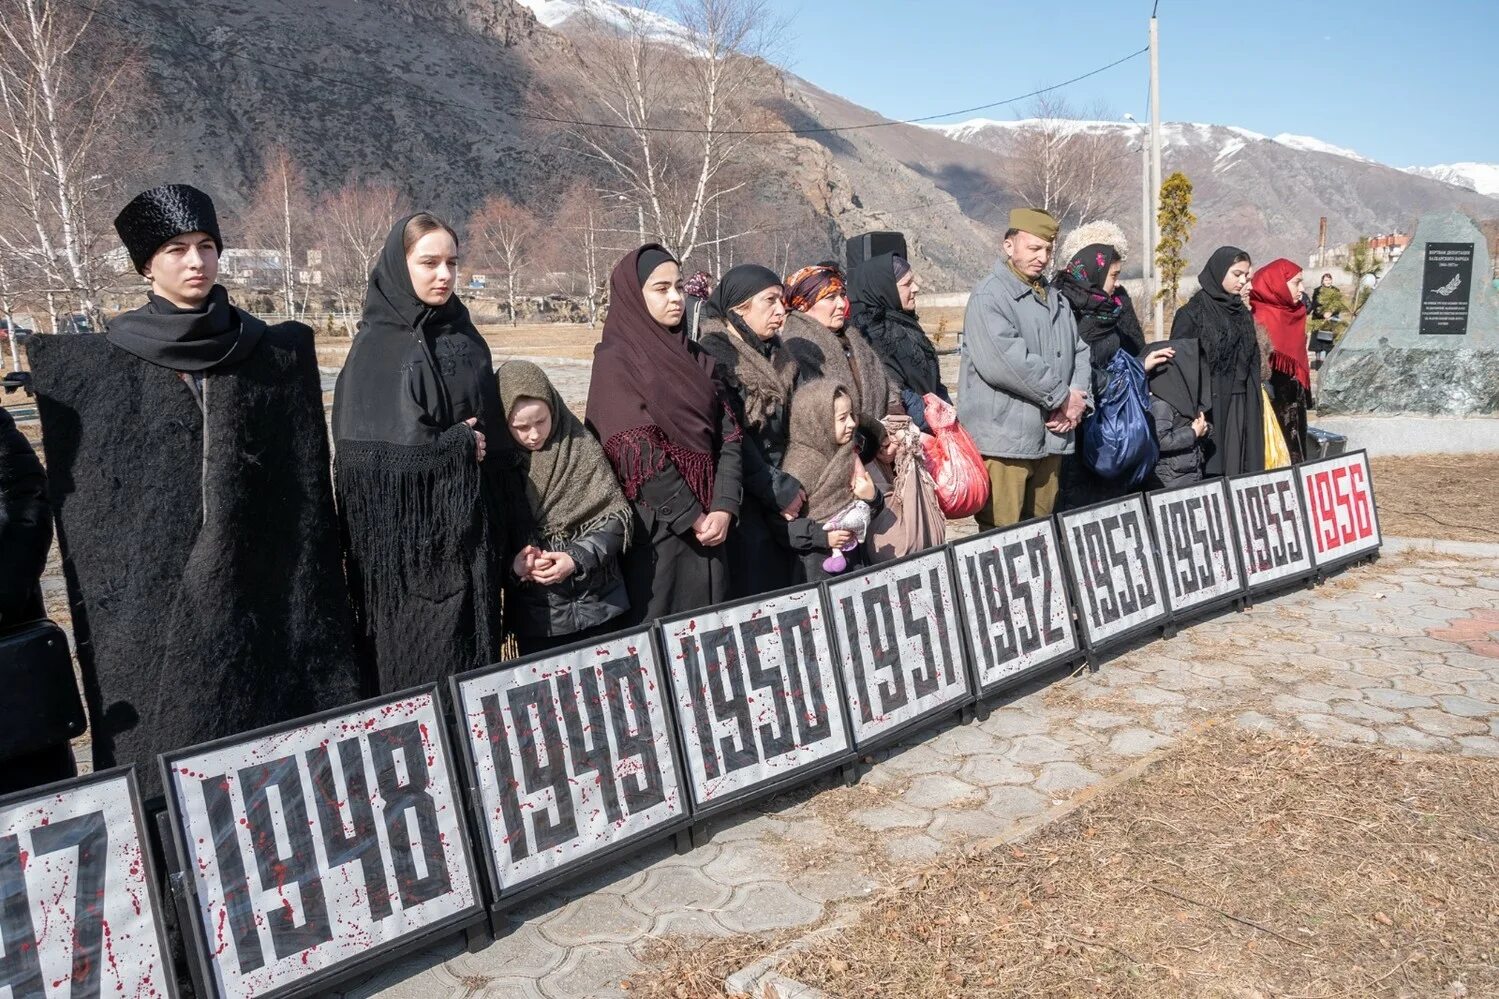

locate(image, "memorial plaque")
[[660, 585, 853, 816], [1057, 495, 1171, 653], [1227, 467, 1318, 592], [824, 548, 972, 748], [1419, 241, 1474, 335], [161, 688, 481, 999], [950, 519, 1079, 695], [0, 768, 176, 999], [453, 628, 687, 903], [1146, 479, 1246, 617], [1296, 450, 1381, 569]]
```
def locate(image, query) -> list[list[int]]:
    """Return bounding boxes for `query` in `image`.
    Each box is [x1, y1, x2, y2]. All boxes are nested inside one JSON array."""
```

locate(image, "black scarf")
[[105, 285, 263, 372], [848, 252, 940, 396], [707, 264, 781, 320], [1176, 246, 1259, 379]]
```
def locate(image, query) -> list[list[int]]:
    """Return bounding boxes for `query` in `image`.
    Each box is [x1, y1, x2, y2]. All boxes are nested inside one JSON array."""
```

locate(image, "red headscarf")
[[585, 245, 729, 508], [1249, 257, 1310, 389]]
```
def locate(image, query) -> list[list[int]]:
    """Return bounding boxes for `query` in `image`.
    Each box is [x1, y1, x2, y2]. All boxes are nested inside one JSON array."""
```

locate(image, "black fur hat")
[[114, 184, 223, 274]]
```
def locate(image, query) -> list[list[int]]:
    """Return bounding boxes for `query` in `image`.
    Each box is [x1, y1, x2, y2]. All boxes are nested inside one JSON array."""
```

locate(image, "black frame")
[[656, 580, 858, 821], [819, 545, 977, 753], [157, 685, 486, 999], [1143, 477, 1250, 622], [946, 517, 1083, 698], [1224, 465, 1320, 598], [1294, 449, 1383, 575], [0, 766, 180, 999], [1054, 493, 1173, 658], [448, 624, 692, 915]]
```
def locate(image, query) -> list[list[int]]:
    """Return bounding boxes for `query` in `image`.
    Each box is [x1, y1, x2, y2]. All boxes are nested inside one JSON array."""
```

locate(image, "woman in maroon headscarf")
[[585, 245, 743, 624], [1249, 257, 1311, 463]]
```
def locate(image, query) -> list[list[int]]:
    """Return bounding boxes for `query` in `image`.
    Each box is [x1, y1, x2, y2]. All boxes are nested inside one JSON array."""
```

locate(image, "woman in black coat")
[[0, 403, 75, 793], [1170, 246, 1265, 477], [585, 245, 742, 625], [332, 213, 506, 689], [1054, 243, 1169, 507], [696, 265, 807, 597], [848, 252, 949, 432]]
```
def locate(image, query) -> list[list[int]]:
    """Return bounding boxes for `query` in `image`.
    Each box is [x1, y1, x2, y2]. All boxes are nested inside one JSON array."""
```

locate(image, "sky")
[[759, 0, 1499, 167]]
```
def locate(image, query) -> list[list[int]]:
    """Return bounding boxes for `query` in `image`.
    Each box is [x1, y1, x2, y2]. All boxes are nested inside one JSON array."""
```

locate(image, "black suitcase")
[[0, 620, 86, 761], [1306, 426, 1347, 460], [846, 231, 908, 271]]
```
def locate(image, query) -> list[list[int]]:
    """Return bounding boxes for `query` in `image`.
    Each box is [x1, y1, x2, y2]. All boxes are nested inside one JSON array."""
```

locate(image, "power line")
[[59, 0, 1145, 138]]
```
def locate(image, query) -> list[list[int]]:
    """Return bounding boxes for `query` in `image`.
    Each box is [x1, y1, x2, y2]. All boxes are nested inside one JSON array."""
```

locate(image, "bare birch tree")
[[1006, 94, 1129, 232], [318, 180, 405, 335], [244, 147, 313, 320], [468, 195, 538, 327], [551, 184, 606, 327], [0, 0, 142, 329], [563, 0, 782, 263]]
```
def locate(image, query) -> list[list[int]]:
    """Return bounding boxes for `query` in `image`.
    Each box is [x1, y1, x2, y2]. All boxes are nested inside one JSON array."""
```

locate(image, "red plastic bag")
[[919, 393, 990, 519]]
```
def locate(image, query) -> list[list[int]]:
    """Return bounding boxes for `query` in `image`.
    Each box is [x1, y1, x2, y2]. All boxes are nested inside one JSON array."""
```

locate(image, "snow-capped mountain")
[[926, 119, 1376, 165], [1402, 163, 1499, 198], [513, 0, 697, 48]]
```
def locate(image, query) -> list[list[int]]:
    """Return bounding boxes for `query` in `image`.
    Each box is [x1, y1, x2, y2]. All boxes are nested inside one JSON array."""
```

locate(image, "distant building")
[[219, 248, 284, 283]]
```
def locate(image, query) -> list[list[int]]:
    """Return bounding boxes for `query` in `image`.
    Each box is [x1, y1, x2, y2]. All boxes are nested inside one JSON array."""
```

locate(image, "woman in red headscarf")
[[1249, 257, 1311, 463]]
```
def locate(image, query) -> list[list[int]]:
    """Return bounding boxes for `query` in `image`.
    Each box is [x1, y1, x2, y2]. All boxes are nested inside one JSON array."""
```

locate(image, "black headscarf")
[[707, 265, 781, 319], [105, 285, 264, 372], [1196, 246, 1251, 323], [848, 252, 940, 396], [332, 214, 500, 447]]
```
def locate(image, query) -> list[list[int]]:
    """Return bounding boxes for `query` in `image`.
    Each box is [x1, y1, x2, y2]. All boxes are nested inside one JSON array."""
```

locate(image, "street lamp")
[[1124, 113, 1151, 328]]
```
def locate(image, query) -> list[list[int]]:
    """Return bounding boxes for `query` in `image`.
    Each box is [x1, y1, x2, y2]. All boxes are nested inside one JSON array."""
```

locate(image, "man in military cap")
[[26, 184, 360, 795], [957, 207, 1091, 528]]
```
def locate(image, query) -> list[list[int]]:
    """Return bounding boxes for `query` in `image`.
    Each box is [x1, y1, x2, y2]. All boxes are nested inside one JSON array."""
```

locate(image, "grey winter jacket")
[[956, 259, 1091, 459], [1150, 396, 1203, 488]]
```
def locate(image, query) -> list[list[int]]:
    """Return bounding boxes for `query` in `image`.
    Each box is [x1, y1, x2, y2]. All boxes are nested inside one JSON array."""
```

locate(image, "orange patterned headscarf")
[[784, 264, 846, 313]]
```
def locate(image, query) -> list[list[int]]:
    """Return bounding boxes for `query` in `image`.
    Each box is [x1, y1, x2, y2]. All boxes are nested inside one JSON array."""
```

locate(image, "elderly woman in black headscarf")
[[1054, 243, 1170, 507], [586, 246, 742, 623], [848, 252, 949, 432], [696, 264, 807, 597], [1170, 246, 1264, 477], [332, 213, 506, 691]]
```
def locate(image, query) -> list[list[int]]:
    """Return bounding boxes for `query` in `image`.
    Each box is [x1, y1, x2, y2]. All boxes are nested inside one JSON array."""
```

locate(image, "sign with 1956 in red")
[[1295, 451, 1381, 566]]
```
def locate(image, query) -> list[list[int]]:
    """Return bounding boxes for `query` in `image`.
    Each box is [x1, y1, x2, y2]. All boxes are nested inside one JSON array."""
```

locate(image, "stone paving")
[[346, 545, 1499, 999]]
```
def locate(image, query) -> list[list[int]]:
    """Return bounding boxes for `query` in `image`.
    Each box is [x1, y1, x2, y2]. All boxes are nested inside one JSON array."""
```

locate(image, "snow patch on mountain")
[[514, 0, 697, 48], [1403, 163, 1499, 198], [1271, 133, 1371, 162]]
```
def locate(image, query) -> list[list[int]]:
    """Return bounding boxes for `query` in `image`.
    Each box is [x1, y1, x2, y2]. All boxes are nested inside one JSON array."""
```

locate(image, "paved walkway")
[[345, 546, 1499, 998]]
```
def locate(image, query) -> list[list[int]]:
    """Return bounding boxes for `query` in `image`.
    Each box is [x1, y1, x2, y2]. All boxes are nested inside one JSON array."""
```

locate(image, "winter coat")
[[505, 517, 630, 639], [0, 404, 50, 630], [28, 326, 361, 797], [957, 259, 1092, 459], [1150, 395, 1203, 488]]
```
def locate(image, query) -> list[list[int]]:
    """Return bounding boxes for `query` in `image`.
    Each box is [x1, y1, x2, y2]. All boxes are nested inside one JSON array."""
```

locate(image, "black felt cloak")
[[331, 216, 505, 691], [27, 302, 361, 797]]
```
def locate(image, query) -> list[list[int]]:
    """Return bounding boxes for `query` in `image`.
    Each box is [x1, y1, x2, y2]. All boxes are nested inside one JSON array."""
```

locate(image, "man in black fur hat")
[[26, 184, 362, 796]]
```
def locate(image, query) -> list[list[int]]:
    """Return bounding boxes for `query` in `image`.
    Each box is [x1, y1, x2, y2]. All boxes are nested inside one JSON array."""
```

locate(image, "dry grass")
[[1371, 454, 1499, 544], [637, 730, 1499, 998]]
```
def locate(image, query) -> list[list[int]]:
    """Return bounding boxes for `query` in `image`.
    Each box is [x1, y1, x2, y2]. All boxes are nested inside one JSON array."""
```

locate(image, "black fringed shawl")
[[331, 216, 504, 691]]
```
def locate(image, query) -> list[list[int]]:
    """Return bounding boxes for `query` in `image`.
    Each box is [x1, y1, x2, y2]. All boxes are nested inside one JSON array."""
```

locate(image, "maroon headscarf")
[[586, 244, 730, 508]]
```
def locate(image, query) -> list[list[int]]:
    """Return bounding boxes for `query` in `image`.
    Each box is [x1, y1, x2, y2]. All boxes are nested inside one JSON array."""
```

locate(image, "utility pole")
[[1149, 11, 1164, 339], [1125, 113, 1151, 334]]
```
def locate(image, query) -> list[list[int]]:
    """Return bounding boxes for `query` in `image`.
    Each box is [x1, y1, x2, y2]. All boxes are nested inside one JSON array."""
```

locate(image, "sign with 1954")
[[1146, 479, 1246, 616]]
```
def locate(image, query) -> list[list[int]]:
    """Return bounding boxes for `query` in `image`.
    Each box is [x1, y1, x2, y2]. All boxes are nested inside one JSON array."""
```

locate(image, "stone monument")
[[1319, 212, 1499, 415]]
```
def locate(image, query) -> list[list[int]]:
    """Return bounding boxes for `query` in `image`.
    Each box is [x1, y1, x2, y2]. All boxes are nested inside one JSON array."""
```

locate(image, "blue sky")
[[761, 0, 1498, 166]]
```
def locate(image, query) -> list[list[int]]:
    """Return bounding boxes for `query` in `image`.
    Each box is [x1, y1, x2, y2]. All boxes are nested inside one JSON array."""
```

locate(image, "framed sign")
[[1419, 241, 1474, 335], [658, 584, 854, 818], [1057, 495, 1171, 654], [160, 687, 482, 999], [1146, 479, 1247, 619], [949, 518, 1079, 696], [0, 768, 176, 999], [823, 547, 974, 749], [452, 627, 688, 908], [1227, 467, 1318, 593], [1296, 450, 1382, 570]]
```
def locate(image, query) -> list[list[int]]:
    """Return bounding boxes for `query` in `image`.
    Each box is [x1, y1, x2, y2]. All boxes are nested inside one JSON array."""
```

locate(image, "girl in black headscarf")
[[696, 264, 807, 597], [848, 252, 950, 432], [1170, 246, 1265, 477], [1054, 243, 1167, 507], [332, 213, 506, 691]]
